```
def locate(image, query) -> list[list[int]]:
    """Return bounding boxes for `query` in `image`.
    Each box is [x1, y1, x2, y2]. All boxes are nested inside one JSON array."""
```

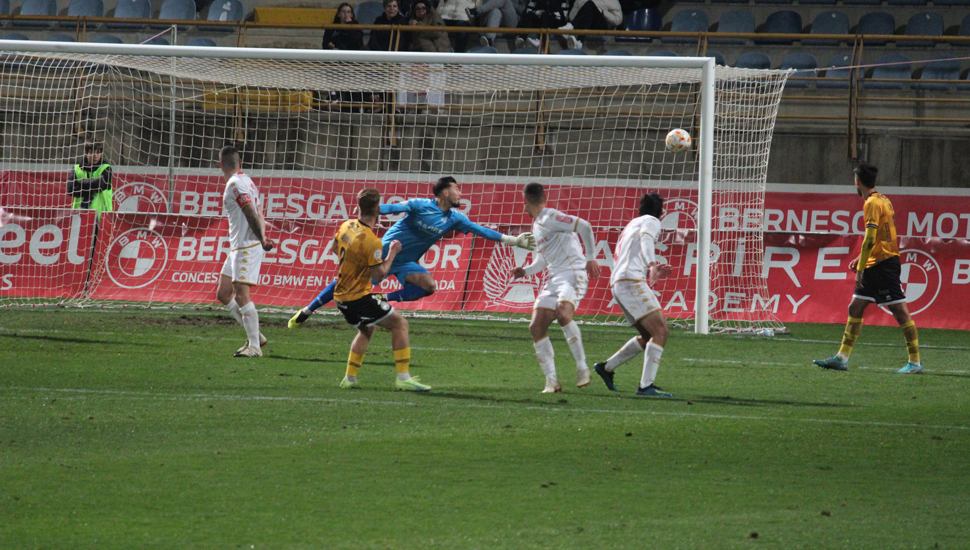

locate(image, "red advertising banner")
[[0, 208, 97, 300]]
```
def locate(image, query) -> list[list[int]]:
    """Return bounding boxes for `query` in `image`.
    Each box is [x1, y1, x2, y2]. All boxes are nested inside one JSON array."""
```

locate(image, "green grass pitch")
[[1, 308, 969, 549]]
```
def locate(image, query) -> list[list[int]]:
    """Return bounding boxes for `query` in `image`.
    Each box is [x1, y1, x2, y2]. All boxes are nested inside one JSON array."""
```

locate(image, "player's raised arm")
[[379, 201, 412, 215], [455, 214, 536, 251]]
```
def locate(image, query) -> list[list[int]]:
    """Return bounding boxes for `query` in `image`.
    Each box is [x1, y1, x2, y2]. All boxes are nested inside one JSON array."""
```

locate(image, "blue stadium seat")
[[934, 0, 970, 5], [45, 33, 76, 41], [805, 11, 848, 46], [466, 45, 497, 53], [0, 0, 8, 15], [887, 0, 926, 5], [914, 55, 960, 90], [155, 0, 197, 29], [186, 36, 217, 47], [961, 14, 970, 39], [710, 0, 748, 3], [110, 0, 153, 29], [0, 32, 30, 40], [843, 0, 881, 5], [14, 0, 57, 27], [202, 0, 242, 31], [68, 0, 104, 18], [557, 48, 587, 55], [616, 9, 662, 43], [602, 49, 632, 56], [710, 10, 755, 45], [780, 52, 818, 88], [664, 9, 708, 44], [706, 51, 726, 66], [91, 34, 123, 42], [648, 49, 677, 57], [818, 52, 853, 89], [355, 1, 384, 25], [798, 0, 837, 4], [865, 53, 911, 89], [511, 45, 538, 54], [735, 51, 771, 69], [143, 35, 171, 45], [755, 10, 802, 45], [903, 13, 943, 48], [856, 12, 895, 47]]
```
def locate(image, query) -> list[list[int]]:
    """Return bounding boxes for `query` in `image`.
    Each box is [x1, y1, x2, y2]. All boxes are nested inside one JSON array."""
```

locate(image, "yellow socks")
[[394, 347, 411, 374], [901, 320, 920, 364], [346, 351, 364, 378], [838, 316, 863, 359]]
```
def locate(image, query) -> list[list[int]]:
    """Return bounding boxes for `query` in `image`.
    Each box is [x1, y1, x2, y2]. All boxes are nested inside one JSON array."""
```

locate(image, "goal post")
[[0, 41, 790, 334]]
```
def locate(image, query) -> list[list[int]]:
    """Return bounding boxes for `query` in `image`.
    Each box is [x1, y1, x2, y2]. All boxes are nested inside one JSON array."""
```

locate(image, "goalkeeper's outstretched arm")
[[455, 215, 536, 251]]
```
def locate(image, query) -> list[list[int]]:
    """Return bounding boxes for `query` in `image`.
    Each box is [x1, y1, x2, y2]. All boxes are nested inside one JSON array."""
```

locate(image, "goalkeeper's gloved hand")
[[501, 232, 536, 251]]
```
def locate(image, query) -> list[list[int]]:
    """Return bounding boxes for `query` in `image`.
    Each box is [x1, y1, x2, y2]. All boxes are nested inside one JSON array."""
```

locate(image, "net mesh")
[[0, 46, 788, 332]]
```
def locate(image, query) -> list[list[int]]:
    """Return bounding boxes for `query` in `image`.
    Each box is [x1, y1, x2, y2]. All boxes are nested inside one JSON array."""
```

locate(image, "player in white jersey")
[[214, 145, 275, 358], [593, 192, 675, 397], [511, 182, 600, 393]]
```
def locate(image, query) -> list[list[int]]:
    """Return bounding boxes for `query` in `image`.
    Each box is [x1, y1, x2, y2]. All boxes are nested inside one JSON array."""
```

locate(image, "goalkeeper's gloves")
[[501, 232, 536, 251]]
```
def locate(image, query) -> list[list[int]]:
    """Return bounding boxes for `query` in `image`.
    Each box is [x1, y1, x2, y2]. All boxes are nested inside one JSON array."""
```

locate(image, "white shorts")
[[611, 280, 662, 326], [535, 270, 588, 311], [221, 245, 264, 286]]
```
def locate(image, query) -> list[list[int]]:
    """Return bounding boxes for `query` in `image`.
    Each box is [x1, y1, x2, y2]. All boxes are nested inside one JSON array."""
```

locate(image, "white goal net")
[[0, 43, 789, 333]]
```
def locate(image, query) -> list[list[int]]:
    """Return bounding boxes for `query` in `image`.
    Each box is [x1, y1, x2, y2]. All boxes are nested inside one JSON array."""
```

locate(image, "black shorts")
[[854, 256, 906, 305], [336, 294, 395, 328]]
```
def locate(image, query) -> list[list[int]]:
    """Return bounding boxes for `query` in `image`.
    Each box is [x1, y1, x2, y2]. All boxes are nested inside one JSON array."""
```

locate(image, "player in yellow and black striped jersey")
[[332, 189, 431, 392], [813, 164, 922, 374]]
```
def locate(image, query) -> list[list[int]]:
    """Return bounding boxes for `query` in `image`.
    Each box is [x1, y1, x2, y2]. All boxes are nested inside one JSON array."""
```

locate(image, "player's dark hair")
[[220, 145, 241, 171], [433, 176, 456, 197], [83, 142, 103, 154], [854, 163, 878, 188], [523, 182, 545, 205], [639, 192, 664, 218], [358, 188, 381, 216]]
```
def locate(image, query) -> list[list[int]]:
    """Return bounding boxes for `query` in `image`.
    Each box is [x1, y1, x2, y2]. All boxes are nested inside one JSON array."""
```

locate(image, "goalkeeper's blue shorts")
[[389, 261, 429, 283]]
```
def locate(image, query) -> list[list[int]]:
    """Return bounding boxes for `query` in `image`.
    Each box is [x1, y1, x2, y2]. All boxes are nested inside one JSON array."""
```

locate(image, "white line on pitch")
[[681, 357, 970, 374], [3, 386, 969, 432]]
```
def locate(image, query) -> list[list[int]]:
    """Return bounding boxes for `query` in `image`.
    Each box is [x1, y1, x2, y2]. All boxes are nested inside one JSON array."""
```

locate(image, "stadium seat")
[[556, 48, 587, 55], [856, 12, 895, 47], [865, 53, 911, 89], [0, 32, 30, 40], [91, 34, 123, 43], [961, 14, 970, 39], [780, 52, 818, 88], [0, 0, 8, 15], [155, 0, 198, 30], [466, 45, 497, 53], [752, 0, 793, 4], [843, 0, 881, 5], [887, 0, 926, 5], [710, 10, 755, 45], [202, 0, 242, 31], [511, 45, 538, 54], [355, 1, 383, 25], [818, 52, 853, 89], [934, 0, 970, 5], [664, 9, 708, 44], [755, 10, 801, 45], [186, 36, 217, 47], [903, 13, 943, 48], [110, 0, 153, 29], [648, 49, 677, 57], [602, 49, 632, 56], [13, 0, 57, 27], [914, 55, 960, 90], [797, 0, 837, 4], [44, 33, 76, 41], [68, 0, 104, 18], [959, 71, 970, 92], [706, 51, 726, 66], [805, 11, 848, 46], [734, 51, 771, 69], [143, 35, 171, 45], [710, 0, 748, 3], [616, 9, 662, 43]]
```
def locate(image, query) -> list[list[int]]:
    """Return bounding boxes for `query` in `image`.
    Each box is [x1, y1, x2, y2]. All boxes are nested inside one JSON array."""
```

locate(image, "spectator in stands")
[[67, 142, 113, 218], [369, 0, 411, 52], [409, 0, 451, 52], [323, 3, 365, 51], [564, 0, 622, 50], [466, 0, 524, 48], [516, 0, 570, 49], [436, 0, 474, 52]]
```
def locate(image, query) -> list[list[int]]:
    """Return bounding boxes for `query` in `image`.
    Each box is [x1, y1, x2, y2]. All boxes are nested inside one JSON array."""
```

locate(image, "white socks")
[[239, 301, 261, 350], [605, 337, 645, 372], [534, 337, 557, 380], [560, 321, 588, 371], [226, 300, 244, 324], [640, 342, 664, 388]]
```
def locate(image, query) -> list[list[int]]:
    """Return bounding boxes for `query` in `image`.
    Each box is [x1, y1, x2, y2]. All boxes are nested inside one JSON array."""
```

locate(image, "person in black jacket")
[[66, 142, 113, 217], [323, 3, 365, 50], [369, 0, 411, 52]]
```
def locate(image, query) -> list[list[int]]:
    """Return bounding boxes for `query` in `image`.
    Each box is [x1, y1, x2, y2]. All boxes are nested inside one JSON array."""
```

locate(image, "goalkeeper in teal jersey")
[[288, 177, 536, 327]]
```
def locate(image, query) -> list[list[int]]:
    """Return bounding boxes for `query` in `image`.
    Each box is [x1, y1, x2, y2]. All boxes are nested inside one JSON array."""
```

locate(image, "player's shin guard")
[[306, 280, 337, 313], [838, 316, 863, 359], [394, 347, 411, 380], [386, 284, 432, 303], [346, 351, 364, 378], [239, 301, 261, 350], [639, 342, 664, 389], [901, 320, 920, 364], [560, 321, 587, 370], [534, 337, 557, 379], [606, 337, 645, 372]]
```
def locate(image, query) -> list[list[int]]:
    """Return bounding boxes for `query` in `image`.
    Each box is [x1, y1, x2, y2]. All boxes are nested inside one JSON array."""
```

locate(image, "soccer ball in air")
[[665, 128, 692, 153]]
